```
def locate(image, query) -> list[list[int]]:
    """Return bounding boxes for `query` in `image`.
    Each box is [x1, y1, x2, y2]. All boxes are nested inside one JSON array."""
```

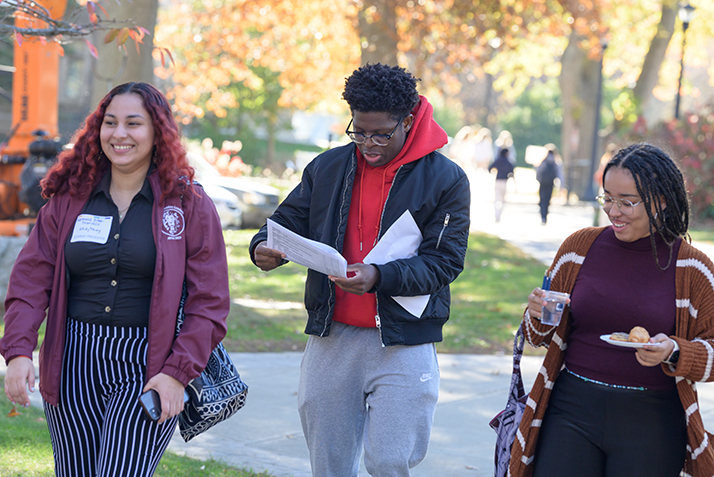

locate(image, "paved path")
[[4, 168, 714, 476]]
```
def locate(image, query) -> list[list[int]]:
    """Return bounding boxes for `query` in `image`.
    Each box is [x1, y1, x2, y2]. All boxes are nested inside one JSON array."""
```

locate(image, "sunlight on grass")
[[0, 379, 55, 477], [155, 453, 273, 476], [225, 229, 306, 303], [225, 304, 307, 352], [438, 233, 545, 353], [225, 229, 545, 354]]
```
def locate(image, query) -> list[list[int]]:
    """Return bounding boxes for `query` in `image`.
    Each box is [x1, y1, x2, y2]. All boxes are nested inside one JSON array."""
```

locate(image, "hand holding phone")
[[138, 389, 190, 421], [138, 389, 162, 421]]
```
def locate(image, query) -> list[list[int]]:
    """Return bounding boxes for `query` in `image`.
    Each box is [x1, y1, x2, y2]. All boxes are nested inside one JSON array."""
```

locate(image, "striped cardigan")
[[509, 227, 714, 477]]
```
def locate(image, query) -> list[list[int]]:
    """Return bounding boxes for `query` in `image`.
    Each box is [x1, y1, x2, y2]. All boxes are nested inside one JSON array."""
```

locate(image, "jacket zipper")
[[372, 166, 403, 346], [323, 151, 357, 337], [375, 299, 386, 347], [435, 213, 450, 249]]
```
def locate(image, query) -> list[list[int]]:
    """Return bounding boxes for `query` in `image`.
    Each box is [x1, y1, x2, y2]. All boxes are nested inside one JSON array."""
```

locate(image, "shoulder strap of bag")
[[511, 323, 526, 400]]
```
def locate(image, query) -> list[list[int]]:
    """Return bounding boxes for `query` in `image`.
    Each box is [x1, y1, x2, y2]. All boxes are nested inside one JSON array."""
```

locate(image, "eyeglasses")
[[345, 116, 405, 147], [596, 194, 643, 215]]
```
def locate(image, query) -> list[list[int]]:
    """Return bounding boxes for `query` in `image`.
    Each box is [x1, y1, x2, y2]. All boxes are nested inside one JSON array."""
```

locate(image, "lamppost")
[[675, 3, 696, 120]]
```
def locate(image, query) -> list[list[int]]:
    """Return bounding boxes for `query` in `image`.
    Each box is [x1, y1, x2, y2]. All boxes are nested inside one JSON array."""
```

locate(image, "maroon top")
[[0, 172, 230, 406], [565, 227, 681, 391]]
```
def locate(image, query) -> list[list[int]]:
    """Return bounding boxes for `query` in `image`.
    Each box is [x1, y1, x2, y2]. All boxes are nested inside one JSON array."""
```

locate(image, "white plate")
[[600, 334, 663, 349]]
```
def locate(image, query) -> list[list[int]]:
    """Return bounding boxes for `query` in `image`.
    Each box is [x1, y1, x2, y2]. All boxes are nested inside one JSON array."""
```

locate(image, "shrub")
[[617, 109, 714, 225]]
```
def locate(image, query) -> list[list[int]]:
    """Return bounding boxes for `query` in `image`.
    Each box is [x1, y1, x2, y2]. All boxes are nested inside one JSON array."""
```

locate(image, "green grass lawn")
[[0, 378, 273, 477], [225, 229, 545, 354], [690, 228, 714, 245]]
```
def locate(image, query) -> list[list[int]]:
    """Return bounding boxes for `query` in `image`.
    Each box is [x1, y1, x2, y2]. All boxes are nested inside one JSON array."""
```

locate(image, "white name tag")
[[70, 214, 113, 244]]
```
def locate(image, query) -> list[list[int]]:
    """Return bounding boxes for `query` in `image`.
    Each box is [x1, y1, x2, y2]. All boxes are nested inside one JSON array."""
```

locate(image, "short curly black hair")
[[342, 63, 421, 120]]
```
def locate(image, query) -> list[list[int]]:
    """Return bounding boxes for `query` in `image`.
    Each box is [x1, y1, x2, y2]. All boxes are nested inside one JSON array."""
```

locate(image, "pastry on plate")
[[628, 326, 650, 343]]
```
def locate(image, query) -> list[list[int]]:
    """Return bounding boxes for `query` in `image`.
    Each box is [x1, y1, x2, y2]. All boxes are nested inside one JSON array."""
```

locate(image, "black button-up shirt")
[[64, 170, 156, 327]]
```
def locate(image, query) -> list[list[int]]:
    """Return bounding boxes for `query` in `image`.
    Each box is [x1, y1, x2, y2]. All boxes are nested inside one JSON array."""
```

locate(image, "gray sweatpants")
[[298, 321, 440, 477]]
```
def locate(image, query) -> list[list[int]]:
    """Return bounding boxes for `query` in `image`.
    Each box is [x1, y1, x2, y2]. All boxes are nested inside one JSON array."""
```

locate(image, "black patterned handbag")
[[489, 323, 528, 477], [175, 282, 248, 442]]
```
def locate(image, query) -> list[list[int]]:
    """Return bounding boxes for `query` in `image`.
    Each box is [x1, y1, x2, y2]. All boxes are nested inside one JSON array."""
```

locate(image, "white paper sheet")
[[267, 219, 347, 278], [364, 210, 430, 318]]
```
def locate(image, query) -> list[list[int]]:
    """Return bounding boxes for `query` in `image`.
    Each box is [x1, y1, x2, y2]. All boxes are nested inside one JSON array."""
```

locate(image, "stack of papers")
[[267, 219, 347, 278], [266, 211, 430, 318]]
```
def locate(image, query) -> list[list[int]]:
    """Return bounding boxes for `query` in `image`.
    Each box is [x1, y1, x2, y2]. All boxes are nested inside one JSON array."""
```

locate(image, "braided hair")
[[602, 143, 690, 270], [342, 63, 421, 120]]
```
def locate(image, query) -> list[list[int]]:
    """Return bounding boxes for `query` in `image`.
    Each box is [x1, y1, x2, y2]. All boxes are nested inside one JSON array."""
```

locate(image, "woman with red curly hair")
[[0, 82, 230, 477]]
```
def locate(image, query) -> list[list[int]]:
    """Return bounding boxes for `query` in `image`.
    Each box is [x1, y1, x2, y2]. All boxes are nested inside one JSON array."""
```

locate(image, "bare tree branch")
[[0, 1, 137, 42]]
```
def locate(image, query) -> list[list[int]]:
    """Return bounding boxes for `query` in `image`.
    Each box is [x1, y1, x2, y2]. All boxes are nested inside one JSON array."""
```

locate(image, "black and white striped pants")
[[44, 318, 178, 477]]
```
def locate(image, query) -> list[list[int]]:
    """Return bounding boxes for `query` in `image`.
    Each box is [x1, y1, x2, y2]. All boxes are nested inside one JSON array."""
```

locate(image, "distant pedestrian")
[[535, 144, 563, 224], [489, 147, 515, 222], [494, 130, 516, 165]]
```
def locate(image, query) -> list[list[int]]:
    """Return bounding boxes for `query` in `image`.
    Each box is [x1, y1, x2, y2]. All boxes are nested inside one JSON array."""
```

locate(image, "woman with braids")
[[0, 82, 229, 476], [509, 143, 714, 476]]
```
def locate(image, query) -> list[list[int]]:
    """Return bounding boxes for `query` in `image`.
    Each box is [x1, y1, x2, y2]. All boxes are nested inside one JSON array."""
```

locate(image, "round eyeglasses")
[[345, 116, 405, 147], [596, 194, 643, 216]]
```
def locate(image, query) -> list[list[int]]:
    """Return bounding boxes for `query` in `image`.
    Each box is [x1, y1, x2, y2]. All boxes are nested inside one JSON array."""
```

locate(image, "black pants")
[[539, 184, 554, 223], [533, 371, 686, 477], [44, 318, 177, 477]]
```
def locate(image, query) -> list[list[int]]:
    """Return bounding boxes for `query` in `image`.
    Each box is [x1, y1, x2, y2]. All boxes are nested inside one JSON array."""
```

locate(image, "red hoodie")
[[333, 96, 448, 327]]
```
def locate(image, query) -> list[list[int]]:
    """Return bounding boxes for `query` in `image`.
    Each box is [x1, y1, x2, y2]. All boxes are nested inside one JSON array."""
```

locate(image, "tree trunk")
[[558, 31, 601, 200], [559, 32, 584, 196], [358, 0, 399, 66], [632, 0, 677, 115], [89, 0, 158, 109]]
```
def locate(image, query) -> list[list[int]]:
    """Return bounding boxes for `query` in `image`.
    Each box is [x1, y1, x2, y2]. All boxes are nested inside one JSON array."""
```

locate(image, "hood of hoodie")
[[356, 95, 448, 173], [333, 96, 448, 328]]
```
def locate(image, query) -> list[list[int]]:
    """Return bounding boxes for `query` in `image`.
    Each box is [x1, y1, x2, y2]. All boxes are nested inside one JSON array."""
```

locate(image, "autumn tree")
[[360, 0, 714, 198], [155, 0, 714, 187], [155, 0, 360, 164]]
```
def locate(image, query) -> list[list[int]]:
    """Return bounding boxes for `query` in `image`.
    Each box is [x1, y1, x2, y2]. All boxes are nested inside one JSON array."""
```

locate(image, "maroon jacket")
[[0, 172, 230, 406]]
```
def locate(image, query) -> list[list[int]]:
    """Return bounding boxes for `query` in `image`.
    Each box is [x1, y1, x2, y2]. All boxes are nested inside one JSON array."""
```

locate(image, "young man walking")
[[250, 63, 471, 477]]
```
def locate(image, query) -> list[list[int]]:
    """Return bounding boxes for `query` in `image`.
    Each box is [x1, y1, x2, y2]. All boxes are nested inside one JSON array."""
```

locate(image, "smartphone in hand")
[[138, 389, 190, 421], [138, 389, 162, 421]]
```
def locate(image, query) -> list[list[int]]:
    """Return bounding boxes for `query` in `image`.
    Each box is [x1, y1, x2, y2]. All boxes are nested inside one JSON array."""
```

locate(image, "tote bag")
[[489, 324, 528, 477]]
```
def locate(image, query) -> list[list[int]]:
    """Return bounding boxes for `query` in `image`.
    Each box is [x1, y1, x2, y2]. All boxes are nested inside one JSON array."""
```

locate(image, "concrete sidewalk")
[[4, 168, 714, 477], [165, 352, 546, 477]]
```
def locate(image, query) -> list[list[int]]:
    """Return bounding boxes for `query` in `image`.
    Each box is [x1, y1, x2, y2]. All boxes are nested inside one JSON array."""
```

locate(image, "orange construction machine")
[[0, 0, 66, 235]]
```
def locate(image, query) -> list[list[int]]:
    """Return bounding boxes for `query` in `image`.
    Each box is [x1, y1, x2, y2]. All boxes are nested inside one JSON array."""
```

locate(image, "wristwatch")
[[664, 339, 680, 365]]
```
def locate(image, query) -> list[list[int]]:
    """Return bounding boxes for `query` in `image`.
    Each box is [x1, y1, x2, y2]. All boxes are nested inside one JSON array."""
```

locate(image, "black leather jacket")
[[250, 143, 470, 346]]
